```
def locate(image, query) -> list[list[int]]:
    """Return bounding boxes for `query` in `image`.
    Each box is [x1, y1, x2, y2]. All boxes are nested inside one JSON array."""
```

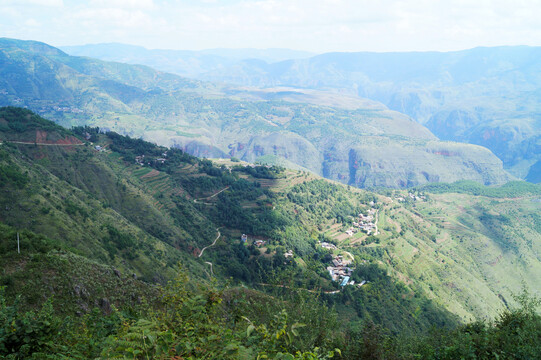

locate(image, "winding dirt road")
[[1, 141, 84, 146], [198, 228, 221, 258], [193, 187, 229, 204]]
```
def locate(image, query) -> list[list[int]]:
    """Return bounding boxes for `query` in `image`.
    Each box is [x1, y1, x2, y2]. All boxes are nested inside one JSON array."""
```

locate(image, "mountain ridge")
[[60, 42, 315, 78], [196, 46, 541, 180], [0, 38, 514, 188]]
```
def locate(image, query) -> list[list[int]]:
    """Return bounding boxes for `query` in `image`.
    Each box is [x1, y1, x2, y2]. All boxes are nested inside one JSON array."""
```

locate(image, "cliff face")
[[320, 140, 512, 188]]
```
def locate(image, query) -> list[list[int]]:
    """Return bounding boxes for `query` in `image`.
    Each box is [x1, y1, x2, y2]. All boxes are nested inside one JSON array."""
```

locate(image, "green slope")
[[1, 107, 539, 334], [0, 108, 466, 353]]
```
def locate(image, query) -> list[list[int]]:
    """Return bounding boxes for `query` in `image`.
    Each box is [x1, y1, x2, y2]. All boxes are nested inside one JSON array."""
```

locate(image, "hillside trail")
[[204, 261, 213, 276], [193, 186, 229, 204], [343, 251, 355, 262], [199, 228, 221, 279], [198, 228, 221, 258], [1, 141, 85, 146]]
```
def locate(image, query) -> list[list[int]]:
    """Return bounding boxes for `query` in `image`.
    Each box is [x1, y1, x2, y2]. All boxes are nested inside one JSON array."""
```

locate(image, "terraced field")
[[132, 167, 176, 210]]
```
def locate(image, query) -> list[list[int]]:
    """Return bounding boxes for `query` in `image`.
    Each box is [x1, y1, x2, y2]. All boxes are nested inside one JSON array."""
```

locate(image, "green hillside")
[[0, 106, 538, 321], [0, 107, 540, 358], [0, 38, 513, 188]]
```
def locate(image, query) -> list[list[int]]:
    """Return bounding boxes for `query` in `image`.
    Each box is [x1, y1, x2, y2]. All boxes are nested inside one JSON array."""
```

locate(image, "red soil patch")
[[35, 130, 83, 145]]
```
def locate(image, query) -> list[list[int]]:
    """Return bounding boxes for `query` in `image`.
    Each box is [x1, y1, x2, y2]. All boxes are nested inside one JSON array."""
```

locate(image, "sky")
[[1, 0, 541, 53]]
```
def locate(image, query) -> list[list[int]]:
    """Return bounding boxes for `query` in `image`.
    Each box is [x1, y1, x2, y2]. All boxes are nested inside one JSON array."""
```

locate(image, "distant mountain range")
[[61, 43, 541, 181], [0, 37, 512, 188], [198, 47, 541, 180], [60, 43, 315, 78]]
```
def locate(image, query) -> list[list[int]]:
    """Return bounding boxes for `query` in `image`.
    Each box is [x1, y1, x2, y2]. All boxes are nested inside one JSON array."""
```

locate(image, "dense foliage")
[[1, 275, 540, 359], [0, 107, 68, 135], [417, 180, 541, 197]]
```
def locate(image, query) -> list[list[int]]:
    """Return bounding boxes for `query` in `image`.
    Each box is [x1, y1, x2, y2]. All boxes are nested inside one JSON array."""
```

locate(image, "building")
[[319, 241, 337, 250], [241, 234, 248, 243], [340, 276, 350, 287]]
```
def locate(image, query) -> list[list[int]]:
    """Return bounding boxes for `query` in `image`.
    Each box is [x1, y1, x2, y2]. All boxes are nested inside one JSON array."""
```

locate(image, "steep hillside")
[[271, 178, 541, 321], [0, 38, 513, 188], [1, 108, 534, 320], [0, 108, 467, 360], [199, 46, 541, 180], [0, 108, 214, 283], [1, 108, 540, 358]]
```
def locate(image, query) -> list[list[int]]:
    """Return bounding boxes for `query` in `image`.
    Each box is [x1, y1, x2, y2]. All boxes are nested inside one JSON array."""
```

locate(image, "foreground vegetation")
[[2, 271, 540, 359]]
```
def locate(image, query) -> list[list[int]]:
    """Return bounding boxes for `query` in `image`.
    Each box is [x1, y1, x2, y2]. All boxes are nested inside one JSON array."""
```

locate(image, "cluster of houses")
[[239, 233, 269, 251], [135, 152, 168, 166], [241, 234, 267, 248], [318, 241, 337, 250], [327, 255, 368, 288], [345, 208, 378, 236], [396, 192, 426, 202], [327, 255, 355, 286], [52, 105, 83, 113], [135, 155, 147, 166]]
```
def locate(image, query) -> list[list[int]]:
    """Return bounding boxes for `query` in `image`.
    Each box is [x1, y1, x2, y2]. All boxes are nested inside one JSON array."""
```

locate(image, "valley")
[[73, 42, 540, 182], [0, 36, 540, 358], [0, 38, 513, 189], [193, 47, 541, 181]]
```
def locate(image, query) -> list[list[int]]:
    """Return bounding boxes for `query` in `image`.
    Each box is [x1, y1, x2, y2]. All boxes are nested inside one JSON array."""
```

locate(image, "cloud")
[[0, 0, 63, 6], [89, 0, 154, 10], [24, 18, 41, 27], [2, 0, 541, 52]]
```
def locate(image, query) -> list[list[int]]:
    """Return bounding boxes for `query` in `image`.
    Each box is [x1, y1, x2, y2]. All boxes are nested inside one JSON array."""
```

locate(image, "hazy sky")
[[1, 0, 541, 53]]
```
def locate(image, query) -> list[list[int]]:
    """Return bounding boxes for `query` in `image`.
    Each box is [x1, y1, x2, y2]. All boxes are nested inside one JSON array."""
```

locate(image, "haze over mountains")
[[62, 43, 541, 183], [0, 38, 513, 188], [61, 43, 315, 79]]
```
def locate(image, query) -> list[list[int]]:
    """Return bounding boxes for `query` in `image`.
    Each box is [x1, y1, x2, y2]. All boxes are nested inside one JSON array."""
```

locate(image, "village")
[[315, 241, 366, 288], [326, 254, 354, 284], [238, 227, 366, 290], [395, 192, 426, 202], [344, 208, 378, 237], [134, 151, 169, 166], [324, 253, 366, 288]]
